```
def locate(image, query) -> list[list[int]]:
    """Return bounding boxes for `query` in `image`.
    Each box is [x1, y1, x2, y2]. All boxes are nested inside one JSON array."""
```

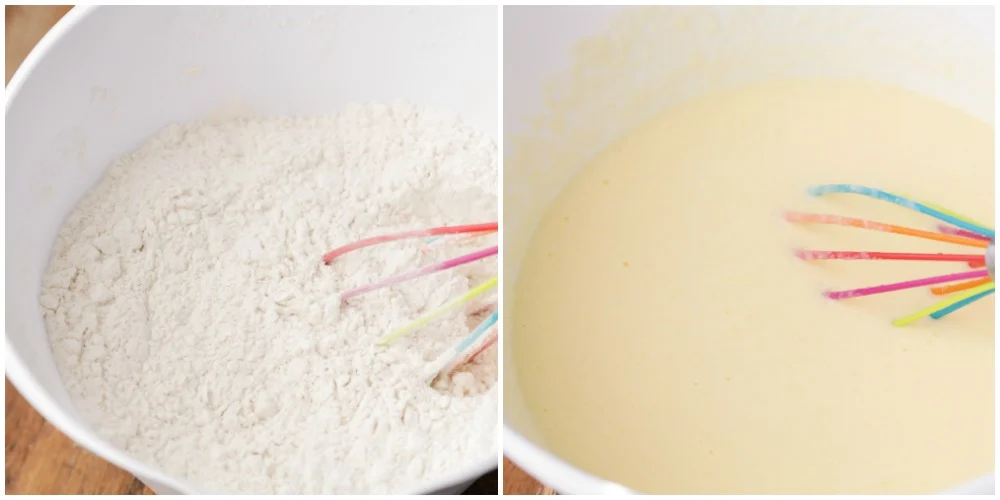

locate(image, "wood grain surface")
[[5, 6, 154, 495], [503, 457, 557, 495]]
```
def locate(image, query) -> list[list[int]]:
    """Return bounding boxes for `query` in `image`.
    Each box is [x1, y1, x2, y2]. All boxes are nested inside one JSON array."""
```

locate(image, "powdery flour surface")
[[41, 102, 499, 494]]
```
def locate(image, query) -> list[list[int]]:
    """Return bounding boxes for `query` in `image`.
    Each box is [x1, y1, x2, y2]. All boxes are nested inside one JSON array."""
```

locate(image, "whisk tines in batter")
[[787, 184, 995, 326]]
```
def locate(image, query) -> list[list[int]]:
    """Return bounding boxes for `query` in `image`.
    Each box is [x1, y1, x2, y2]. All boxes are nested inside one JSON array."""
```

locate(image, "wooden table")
[[5, 6, 154, 495], [504, 457, 557, 495], [5, 6, 154, 494]]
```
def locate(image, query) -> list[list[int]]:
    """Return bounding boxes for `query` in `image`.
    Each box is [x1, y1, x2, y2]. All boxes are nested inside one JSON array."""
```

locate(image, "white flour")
[[40, 101, 498, 494]]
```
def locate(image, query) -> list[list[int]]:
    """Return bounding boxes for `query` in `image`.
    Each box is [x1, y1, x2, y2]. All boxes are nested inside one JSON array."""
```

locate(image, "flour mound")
[[40, 101, 498, 494]]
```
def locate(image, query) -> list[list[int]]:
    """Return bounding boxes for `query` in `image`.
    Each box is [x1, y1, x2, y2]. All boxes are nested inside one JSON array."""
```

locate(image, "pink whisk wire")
[[937, 224, 992, 242], [341, 246, 498, 300], [323, 222, 497, 264], [824, 270, 989, 300], [788, 184, 995, 325], [794, 249, 984, 264]]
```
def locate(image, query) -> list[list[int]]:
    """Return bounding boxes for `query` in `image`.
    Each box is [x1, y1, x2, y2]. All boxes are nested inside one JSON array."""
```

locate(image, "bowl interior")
[[502, 5, 993, 493], [6, 5, 497, 493]]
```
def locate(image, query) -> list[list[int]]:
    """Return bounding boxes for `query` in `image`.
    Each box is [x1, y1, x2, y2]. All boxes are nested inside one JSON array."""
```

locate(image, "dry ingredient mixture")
[[40, 101, 499, 494]]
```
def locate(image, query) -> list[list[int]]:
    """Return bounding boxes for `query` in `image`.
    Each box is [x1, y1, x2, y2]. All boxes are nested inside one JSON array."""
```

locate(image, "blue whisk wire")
[[929, 285, 996, 320], [808, 184, 995, 239], [457, 310, 498, 352], [790, 184, 995, 325]]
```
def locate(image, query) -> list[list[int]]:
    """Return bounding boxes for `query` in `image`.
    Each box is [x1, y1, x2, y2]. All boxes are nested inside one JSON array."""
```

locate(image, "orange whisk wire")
[[789, 185, 995, 326], [930, 277, 993, 296], [784, 212, 989, 249]]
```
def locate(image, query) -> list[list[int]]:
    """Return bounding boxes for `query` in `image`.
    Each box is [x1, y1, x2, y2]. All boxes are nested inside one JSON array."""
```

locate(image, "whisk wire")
[[456, 310, 499, 352], [784, 212, 988, 248], [341, 246, 498, 300], [911, 197, 992, 231], [795, 249, 984, 264], [423, 321, 498, 383], [323, 222, 498, 264], [891, 282, 996, 326], [930, 277, 993, 296], [937, 224, 993, 242], [824, 270, 989, 300], [423, 311, 499, 382], [791, 185, 993, 325], [325, 222, 499, 379], [376, 276, 498, 346], [928, 286, 996, 320], [809, 184, 994, 239]]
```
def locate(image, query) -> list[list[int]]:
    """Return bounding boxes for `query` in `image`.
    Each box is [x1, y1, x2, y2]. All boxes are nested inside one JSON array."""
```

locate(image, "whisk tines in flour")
[[324, 222, 499, 379], [786, 184, 995, 326], [422, 310, 499, 383]]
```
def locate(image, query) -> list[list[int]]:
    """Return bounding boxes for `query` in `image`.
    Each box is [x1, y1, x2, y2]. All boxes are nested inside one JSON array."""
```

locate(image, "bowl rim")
[[504, 424, 636, 495], [504, 419, 994, 493], [5, 4, 497, 494]]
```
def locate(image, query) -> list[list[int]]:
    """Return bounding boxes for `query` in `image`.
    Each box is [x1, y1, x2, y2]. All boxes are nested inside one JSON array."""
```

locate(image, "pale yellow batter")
[[512, 80, 994, 494]]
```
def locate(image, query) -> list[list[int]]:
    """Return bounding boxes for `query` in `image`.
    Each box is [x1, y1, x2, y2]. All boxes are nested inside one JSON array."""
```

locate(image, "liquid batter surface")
[[512, 80, 994, 494]]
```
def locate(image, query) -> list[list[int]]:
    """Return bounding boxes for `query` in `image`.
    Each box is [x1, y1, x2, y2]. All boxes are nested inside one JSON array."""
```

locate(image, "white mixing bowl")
[[6, 5, 498, 494], [503, 6, 994, 494]]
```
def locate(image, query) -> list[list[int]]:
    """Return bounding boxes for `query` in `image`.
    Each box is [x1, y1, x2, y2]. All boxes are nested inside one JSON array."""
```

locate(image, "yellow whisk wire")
[[794, 185, 994, 326], [376, 276, 498, 346], [890, 191, 991, 229], [891, 282, 995, 327]]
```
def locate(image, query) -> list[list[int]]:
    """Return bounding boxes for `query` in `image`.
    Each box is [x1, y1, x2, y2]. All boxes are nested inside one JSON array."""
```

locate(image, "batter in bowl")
[[512, 80, 993, 494]]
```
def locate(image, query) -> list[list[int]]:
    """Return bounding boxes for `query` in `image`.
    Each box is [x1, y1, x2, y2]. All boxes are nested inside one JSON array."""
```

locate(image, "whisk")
[[786, 184, 995, 326], [323, 222, 499, 380]]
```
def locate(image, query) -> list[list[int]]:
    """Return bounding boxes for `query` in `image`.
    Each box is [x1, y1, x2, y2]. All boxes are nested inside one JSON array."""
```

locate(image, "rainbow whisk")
[[786, 184, 995, 326], [323, 222, 499, 380]]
